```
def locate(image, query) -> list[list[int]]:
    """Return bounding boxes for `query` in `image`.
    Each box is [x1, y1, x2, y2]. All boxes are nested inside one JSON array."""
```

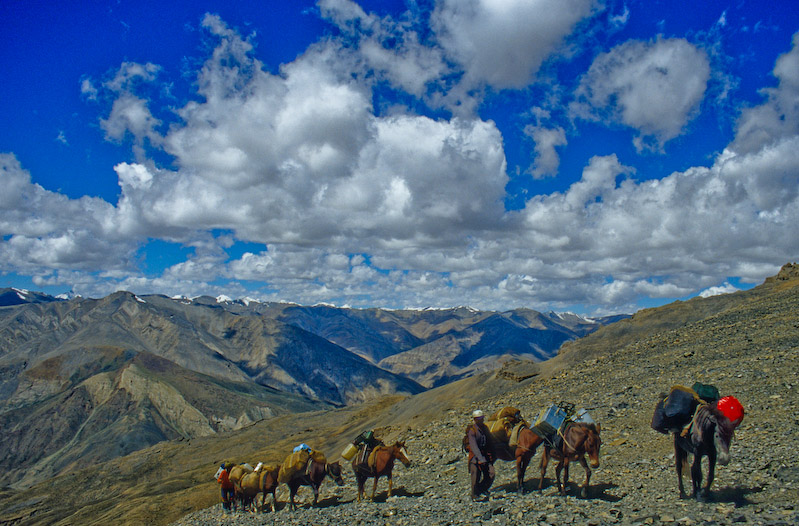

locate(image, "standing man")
[[467, 409, 495, 501], [216, 463, 236, 513]]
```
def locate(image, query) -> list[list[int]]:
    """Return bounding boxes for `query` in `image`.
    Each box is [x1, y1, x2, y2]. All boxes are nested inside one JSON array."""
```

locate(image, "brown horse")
[[285, 459, 344, 510], [227, 464, 251, 511], [539, 422, 602, 497], [237, 470, 261, 511], [673, 403, 736, 501], [351, 441, 411, 502], [491, 426, 544, 493], [236, 465, 280, 512]]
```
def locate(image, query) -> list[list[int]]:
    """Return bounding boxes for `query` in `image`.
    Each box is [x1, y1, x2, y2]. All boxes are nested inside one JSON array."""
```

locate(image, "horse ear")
[[596, 423, 601, 434]]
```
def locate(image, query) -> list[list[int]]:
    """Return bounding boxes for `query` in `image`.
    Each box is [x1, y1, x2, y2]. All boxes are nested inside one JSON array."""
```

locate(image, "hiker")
[[216, 463, 236, 512], [353, 429, 383, 465], [466, 409, 495, 501]]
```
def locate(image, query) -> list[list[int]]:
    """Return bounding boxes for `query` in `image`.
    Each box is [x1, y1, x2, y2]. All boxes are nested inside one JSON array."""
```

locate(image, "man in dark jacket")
[[467, 409, 495, 501]]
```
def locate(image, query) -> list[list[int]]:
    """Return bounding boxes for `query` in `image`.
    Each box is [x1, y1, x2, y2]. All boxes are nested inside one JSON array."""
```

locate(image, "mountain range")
[[0, 288, 620, 488], [1, 263, 796, 526]]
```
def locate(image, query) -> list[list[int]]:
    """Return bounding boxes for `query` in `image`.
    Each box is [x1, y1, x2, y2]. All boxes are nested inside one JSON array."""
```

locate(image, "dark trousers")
[[221, 487, 235, 510], [469, 458, 495, 498]]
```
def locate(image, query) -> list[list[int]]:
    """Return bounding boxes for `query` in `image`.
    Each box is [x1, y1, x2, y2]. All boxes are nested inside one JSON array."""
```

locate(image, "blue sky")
[[1, 0, 798, 316]]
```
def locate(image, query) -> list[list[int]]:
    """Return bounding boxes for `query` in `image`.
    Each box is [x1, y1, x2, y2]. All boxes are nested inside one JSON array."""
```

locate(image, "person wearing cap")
[[216, 463, 236, 512], [466, 409, 495, 501]]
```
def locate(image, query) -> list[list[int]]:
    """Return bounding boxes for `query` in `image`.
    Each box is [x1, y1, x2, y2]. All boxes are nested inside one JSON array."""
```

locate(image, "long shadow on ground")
[[362, 486, 426, 503], [525, 479, 622, 502]]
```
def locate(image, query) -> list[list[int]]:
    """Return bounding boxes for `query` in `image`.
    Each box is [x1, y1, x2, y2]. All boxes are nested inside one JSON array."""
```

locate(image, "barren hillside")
[[1, 264, 797, 526]]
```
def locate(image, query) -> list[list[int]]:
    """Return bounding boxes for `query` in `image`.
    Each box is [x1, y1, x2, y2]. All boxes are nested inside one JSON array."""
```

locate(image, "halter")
[[325, 462, 340, 480]]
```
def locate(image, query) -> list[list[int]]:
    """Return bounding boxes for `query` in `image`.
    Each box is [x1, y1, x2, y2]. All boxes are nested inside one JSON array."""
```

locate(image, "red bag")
[[716, 396, 744, 426]]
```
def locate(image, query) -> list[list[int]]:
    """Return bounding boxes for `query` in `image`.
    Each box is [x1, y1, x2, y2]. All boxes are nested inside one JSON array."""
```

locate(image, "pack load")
[[651, 385, 704, 434], [349, 430, 384, 464], [341, 443, 359, 461], [487, 406, 527, 444], [572, 408, 594, 424], [532, 402, 573, 443], [227, 463, 253, 487], [532, 402, 593, 447], [489, 406, 524, 423], [691, 382, 721, 403], [278, 447, 327, 483], [716, 395, 745, 427]]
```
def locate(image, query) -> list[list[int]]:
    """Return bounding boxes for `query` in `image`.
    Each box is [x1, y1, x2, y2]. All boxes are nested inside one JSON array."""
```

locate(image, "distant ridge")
[[0, 287, 624, 490], [0, 287, 62, 307]]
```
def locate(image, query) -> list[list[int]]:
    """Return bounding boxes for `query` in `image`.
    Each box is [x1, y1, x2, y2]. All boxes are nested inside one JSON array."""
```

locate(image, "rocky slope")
[[173, 264, 799, 526], [1, 264, 797, 526]]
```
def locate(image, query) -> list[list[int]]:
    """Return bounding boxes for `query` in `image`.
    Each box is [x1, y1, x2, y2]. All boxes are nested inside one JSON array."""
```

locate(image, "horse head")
[[585, 423, 602, 468], [712, 409, 735, 465], [394, 440, 411, 468], [692, 405, 735, 466], [326, 461, 345, 486]]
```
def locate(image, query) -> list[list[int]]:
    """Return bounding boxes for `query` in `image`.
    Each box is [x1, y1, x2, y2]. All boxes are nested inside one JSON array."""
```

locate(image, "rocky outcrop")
[[766, 261, 799, 282]]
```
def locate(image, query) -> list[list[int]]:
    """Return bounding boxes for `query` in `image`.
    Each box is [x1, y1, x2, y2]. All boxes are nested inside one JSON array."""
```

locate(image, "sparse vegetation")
[[1, 265, 797, 525]]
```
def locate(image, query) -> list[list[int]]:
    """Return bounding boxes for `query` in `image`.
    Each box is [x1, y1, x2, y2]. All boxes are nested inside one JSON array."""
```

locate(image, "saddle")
[[367, 447, 382, 470], [508, 422, 526, 447]]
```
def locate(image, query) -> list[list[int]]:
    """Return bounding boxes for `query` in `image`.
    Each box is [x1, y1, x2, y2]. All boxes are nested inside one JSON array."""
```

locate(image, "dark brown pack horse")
[[490, 426, 544, 493], [673, 403, 736, 501], [259, 466, 281, 512], [352, 441, 411, 501], [285, 459, 344, 510], [539, 422, 602, 497]]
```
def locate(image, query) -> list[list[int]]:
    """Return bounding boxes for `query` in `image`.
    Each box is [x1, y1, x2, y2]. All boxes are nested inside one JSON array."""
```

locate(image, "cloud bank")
[[1, 3, 797, 315]]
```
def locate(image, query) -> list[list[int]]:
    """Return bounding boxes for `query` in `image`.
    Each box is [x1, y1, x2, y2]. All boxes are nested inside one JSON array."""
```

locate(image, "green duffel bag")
[[692, 382, 720, 403]]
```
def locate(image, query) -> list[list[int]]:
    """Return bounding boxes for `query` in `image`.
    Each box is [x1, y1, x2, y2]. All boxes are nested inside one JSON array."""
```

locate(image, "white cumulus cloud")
[[572, 37, 710, 151]]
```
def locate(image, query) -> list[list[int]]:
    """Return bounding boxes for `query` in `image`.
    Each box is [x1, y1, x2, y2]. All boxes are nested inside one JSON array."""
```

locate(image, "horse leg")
[[562, 458, 571, 496], [691, 454, 703, 501], [289, 483, 300, 511], [388, 473, 393, 497], [539, 450, 549, 490], [554, 460, 564, 495], [674, 435, 688, 499], [578, 455, 591, 498], [312, 483, 320, 507], [356, 474, 364, 503], [371, 475, 379, 501], [700, 450, 717, 502], [516, 456, 527, 494]]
